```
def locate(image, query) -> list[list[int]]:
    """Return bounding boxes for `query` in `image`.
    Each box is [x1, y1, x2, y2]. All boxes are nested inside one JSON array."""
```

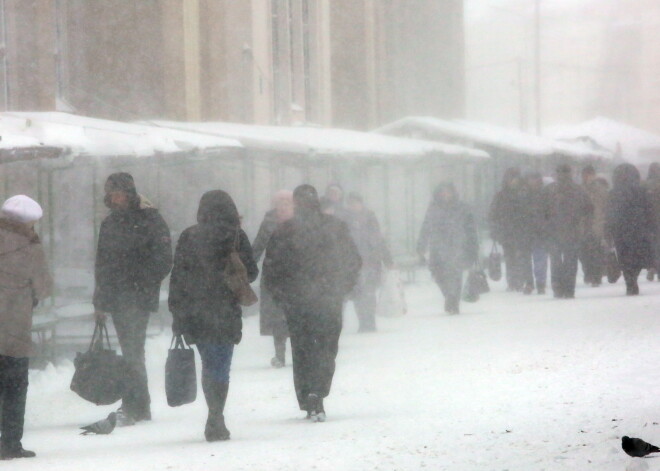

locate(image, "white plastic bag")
[[376, 270, 407, 317]]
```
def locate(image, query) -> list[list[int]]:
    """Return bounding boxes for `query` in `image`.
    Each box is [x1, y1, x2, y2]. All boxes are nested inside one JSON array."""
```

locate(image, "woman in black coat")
[[417, 183, 479, 314], [169, 190, 258, 441], [605, 164, 657, 295]]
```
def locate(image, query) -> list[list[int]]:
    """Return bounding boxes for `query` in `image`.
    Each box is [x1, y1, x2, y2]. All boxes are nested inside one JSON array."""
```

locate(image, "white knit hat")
[[1, 195, 43, 223]]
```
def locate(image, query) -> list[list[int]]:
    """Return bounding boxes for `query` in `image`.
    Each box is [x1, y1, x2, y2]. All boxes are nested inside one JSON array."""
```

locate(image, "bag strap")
[[88, 320, 112, 352], [170, 334, 191, 350], [490, 242, 499, 255]]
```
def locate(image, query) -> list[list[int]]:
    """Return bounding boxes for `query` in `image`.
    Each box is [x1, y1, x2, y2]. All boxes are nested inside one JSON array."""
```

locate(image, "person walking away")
[[169, 190, 258, 441], [580, 165, 610, 286], [263, 185, 361, 422], [520, 172, 548, 294], [345, 192, 393, 333], [605, 164, 657, 295], [489, 168, 527, 291], [542, 165, 593, 299], [644, 163, 660, 280], [0, 195, 52, 460], [93, 173, 172, 425], [252, 190, 294, 367], [417, 183, 479, 314]]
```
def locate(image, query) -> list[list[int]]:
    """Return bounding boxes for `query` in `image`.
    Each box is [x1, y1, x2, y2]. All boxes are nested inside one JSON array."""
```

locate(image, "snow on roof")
[[0, 128, 64, 164], [375, 116, 609, 160], [0, 112, 242, 159], [151, 120, 490, 161], [546, 117, 660, 165]]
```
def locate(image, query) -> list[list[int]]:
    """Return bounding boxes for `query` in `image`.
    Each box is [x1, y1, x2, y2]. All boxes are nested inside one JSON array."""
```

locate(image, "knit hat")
[[105, 172, 137, 195], [1, 195, 43, 223]]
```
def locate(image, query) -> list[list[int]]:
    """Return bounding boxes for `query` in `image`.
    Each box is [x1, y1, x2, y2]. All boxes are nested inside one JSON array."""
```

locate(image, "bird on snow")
[[80, 412, 117, 435], [622, 436, 660, 457]]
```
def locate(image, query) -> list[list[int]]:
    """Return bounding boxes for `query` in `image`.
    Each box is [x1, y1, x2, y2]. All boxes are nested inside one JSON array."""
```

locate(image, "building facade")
[[0, 0, 465, 128]]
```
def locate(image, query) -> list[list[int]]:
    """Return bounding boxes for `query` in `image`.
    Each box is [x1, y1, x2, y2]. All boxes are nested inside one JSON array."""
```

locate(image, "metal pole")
[[0, 0, 10, 109], [534, 0, 541, 135]]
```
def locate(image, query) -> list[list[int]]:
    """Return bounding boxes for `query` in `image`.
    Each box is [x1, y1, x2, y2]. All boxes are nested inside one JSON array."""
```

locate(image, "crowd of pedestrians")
[[0, 160, 658, 459]]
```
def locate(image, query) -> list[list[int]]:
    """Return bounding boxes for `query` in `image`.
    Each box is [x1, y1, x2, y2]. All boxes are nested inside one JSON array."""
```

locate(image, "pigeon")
[[80, 412, 117, 436], [622, 436, 660, 457]]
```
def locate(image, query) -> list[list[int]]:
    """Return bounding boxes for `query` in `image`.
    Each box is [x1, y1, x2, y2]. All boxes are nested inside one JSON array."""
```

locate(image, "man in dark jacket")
[[263, 184, 361, 422], [418, 183, 479, 314], [94, 173, 172, 424], [489, 168, 527, 291], [345, 192, 392, 333], [542, 165, 593, 298]]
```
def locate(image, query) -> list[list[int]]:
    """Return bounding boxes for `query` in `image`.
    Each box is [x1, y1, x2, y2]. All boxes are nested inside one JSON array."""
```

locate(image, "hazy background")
[[466, 0, 660, 133]]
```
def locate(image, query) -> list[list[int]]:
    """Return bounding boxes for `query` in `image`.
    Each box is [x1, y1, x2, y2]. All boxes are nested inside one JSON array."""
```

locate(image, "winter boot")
[[115, 407, 136, 427], [270, 357, 285, 368], [202, 377, 230, 442], [315, 398, 326, 423], [0, 444, 35, 460], [537, 283, 546, 295], [523, 283, 534, 295]]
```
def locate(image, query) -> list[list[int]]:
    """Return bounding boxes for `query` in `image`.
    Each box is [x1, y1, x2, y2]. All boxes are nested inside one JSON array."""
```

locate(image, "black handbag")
[[606, 249, 621, 284], [463, 266, 490, 303], [488, 243, 502, 282], [165, 335, 197, 407], [70, 320, 127, 405]]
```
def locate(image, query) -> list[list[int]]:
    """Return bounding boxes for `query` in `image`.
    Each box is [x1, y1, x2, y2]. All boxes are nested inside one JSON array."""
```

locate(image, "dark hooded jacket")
[[94, 192, 172, 313], [417, 183, 479, 270], [168, 190, 258, 345], [542, 172, 593, 245], [262, 187, 361, 329], [645, 163, 660, 232], [605, 164, 657, 271]]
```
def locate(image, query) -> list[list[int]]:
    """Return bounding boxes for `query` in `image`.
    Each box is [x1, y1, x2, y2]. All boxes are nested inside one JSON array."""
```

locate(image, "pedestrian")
[[605, 164, 657, 295], [0, 195, 52, 460], [169, 190, 258, 441], [542, 165, 593, 299], [580, 165, 609, 286], [252, 190, 294, 367], [93, 172, 172, 425], [520, 172, 548, 294], [263, 184, 361, 422], [489, 168, 527, 291], [644, 162, 660, 280], [417, 183, 478, 314], [345, 192, 393, 333]]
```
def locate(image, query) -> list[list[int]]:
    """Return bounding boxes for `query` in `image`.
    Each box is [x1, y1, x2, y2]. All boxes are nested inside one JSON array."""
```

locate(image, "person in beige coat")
[[580, 165, 610, 286], [0, 195, 52, 460]]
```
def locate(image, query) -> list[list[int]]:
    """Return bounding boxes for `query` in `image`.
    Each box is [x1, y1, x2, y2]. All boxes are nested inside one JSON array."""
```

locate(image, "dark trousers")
[[111, 309, 151, 420], [580, 235, 604, 284], [502, 243, 526, 290], [352, 287, 377, 332], [549, 243, 579, 297], [288, 315, 341, 410], [197, 343, 234, 384], [431, 263, 463, 313], [0, 355, 29, 449]]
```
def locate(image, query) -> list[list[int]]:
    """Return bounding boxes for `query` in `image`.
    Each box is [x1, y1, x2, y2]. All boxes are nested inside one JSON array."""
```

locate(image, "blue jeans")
[[532, 246, 548, 287], [196, 343, 234, 384]]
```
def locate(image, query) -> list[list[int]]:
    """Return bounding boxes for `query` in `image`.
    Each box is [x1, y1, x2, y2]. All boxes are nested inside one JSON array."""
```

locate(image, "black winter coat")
[[605, 186, 656, 272], [489, 188, 526, 246], [168, 227, 258, 345], [417, 200, 478, 271], [94, 207, 172, 313], [262, 211, 361, 330]]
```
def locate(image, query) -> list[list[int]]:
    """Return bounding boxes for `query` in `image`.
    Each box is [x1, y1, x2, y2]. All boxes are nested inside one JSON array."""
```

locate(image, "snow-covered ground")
[[12, 274, 660, 470]]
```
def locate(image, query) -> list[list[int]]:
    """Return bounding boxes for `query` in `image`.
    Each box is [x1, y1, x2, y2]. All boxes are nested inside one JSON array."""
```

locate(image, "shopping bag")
[[606, 249, 621, 284], [70, 320, 127, 406], [463, 267, 489, 302], [165, 335, 197, 407], [376, 270, 407, 317], [488, 243, 502, 282]]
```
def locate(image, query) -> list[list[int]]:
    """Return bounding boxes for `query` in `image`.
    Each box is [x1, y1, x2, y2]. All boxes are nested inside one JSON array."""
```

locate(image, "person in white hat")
[[0, 195, 52, 460]]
